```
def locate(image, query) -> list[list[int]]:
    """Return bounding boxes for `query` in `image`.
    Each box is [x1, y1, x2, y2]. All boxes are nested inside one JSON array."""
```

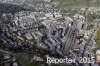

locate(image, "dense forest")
[[0, 3, 28, 14]]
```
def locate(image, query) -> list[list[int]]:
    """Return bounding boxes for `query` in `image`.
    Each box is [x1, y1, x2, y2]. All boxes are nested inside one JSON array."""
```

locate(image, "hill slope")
[[0, 3, 28, 14]]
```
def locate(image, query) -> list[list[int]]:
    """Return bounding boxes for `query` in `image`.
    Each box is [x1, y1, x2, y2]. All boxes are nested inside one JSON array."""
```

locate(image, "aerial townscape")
[[0, 0, 100, 66]]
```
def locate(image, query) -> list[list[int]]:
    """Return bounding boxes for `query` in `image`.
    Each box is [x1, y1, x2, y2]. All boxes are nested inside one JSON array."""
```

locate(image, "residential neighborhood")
[[0, 0, 100, 66]]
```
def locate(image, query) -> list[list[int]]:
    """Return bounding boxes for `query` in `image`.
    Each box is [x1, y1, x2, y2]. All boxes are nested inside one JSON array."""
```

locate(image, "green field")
[[92, 30, 100, 53], [95, 30, 100, 45]]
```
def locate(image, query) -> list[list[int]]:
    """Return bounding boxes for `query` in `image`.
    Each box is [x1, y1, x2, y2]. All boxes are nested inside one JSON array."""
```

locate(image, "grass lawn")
[[25, 63, 34, 66], [92, 30, 100, 53], [95, 30, 100, 45], [15, 53, 30, 66]]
